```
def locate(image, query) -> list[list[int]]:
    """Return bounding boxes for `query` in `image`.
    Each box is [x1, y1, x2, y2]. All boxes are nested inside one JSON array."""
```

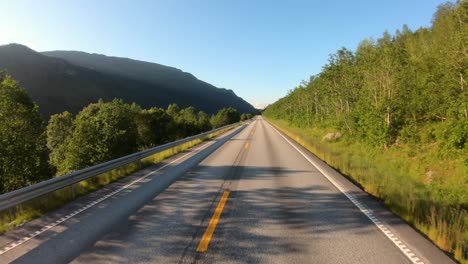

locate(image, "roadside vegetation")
[[0, 123, 235, 234], [263, 2, 467, 262], [0, 71, 253, 233], [0, 71, 252, 194], [0, 74, 50, 192]]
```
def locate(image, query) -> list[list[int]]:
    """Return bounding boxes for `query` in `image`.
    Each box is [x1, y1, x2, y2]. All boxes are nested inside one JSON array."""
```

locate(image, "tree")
[[60, 99, 138, 174], [175, 106, 199, 137], [197, 111, 212, 132], [241, 113, 254, 121], [211, 107, 240, 128], [47, 111, 73, 174], [0, 73, 48, 193], [135, 107, 174, 149], [166, 103, 180, 118]]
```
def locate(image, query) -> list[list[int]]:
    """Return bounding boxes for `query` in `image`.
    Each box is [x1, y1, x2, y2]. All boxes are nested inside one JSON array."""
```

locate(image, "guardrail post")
[[70, 176, 76, 199], [14, 203, 22, 225], [12, 204, 19, 223]]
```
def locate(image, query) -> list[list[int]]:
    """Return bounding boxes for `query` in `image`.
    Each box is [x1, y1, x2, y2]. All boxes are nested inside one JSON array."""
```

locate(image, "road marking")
[[244, 142, 249, 149], [196, 190, 230, 253], [0, 134, 226, 257], [267, 121, 425, 264]]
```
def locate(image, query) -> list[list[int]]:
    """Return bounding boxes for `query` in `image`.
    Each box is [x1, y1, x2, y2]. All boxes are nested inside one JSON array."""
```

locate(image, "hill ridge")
[[0, 43, 255, 118]]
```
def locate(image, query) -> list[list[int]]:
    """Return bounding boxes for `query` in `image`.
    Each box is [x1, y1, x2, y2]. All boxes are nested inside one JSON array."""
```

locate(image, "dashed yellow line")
[[196, 123, 252, 253], [249, 123, 257, 136], [196, 191, 230, 253]]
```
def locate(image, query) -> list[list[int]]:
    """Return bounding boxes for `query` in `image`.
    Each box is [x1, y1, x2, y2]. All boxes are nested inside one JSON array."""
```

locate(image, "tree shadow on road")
[[46, 163, 411, 264]]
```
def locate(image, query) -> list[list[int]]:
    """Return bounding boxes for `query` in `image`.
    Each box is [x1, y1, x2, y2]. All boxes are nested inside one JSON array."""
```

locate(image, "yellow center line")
[[244, 142, 250, 149], [196, 190, 230, 253], [250, 125, 256, 136]]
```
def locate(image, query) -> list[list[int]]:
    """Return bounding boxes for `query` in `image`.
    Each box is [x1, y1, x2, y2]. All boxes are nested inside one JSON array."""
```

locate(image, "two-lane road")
[[0, 117, 454, 263]]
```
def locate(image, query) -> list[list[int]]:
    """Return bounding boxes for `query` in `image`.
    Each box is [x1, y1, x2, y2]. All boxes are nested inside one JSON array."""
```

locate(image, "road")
[[0, 117, 455, 263]]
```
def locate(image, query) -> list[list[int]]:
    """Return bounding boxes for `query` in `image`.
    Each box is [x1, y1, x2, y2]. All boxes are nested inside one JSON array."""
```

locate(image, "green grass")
[[266, 118, 467, 264], [0, 125, 237, 234]]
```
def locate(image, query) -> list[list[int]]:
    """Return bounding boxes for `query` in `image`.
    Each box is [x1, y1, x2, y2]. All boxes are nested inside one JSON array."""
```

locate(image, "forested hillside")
[[42, 50, 255, 115], [264, 2, 467, 262], [0, 44, 256, 118]]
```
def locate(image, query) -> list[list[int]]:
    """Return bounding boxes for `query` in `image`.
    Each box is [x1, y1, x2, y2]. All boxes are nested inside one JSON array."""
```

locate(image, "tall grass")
[[267, 118, 467, 263], [0, 125, 237, 234]]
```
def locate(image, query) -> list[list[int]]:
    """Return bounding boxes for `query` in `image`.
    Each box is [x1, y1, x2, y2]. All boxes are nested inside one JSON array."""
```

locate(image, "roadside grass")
[[266, 118, 467, 264], [0, 125, 237, 235]]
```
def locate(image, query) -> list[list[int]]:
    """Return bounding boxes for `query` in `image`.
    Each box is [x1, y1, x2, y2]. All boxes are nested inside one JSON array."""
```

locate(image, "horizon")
[[0, 0, 451, 108]]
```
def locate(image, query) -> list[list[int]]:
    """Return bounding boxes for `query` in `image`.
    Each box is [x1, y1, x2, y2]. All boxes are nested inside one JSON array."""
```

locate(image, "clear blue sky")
[[0, 0, 449, 108]]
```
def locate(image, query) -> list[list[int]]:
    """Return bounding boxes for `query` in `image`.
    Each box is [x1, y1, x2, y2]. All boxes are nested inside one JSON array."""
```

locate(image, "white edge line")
[[0, 126, 240, 256], [266, 121, 425, 264]]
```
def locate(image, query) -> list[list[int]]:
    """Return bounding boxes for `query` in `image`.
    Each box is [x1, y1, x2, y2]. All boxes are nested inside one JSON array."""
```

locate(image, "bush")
[[211, 107, 240, 128]]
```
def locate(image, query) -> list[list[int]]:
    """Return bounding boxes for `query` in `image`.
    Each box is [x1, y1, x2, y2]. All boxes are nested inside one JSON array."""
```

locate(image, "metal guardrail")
[[0, 122, 241, 211]]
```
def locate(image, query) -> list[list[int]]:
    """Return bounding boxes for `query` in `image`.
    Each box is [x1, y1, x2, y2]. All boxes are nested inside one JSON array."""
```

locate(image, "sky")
[[0, 0, 449, 109]]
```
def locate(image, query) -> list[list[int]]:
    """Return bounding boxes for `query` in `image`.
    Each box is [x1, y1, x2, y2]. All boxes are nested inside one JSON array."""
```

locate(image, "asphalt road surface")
[[0, 117, 455, 264]]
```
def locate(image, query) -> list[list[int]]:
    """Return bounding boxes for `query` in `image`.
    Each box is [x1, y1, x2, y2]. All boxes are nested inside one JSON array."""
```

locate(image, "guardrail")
[[0, 122, 241, 212]]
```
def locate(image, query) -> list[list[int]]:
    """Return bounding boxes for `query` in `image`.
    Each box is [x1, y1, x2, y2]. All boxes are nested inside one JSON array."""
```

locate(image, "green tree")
[[176, 106, 199, 136], [241, 113, 254, 121], [60, 99, 138, 174], [47, 111, 73, 174], [211, 107, 240, 128], [197, 111, 212, 132], [166, 103, 180, 118], [0, 73, 48, 193], [135, 107, 174, 149]]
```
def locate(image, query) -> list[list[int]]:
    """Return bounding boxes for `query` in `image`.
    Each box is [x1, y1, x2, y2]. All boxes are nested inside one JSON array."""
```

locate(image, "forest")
[[0, 72, 252, 194], [263, 1, 467, 262]]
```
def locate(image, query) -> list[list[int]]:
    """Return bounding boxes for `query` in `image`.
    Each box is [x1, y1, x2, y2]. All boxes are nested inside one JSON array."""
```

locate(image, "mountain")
[[0, 44, 255, 118]]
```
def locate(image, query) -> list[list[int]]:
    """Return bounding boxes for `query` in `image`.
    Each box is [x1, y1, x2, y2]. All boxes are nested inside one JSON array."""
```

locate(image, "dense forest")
[[0, 72, 252, 194], [266, 2, 467, 149], [264, 1, 467, 262]]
